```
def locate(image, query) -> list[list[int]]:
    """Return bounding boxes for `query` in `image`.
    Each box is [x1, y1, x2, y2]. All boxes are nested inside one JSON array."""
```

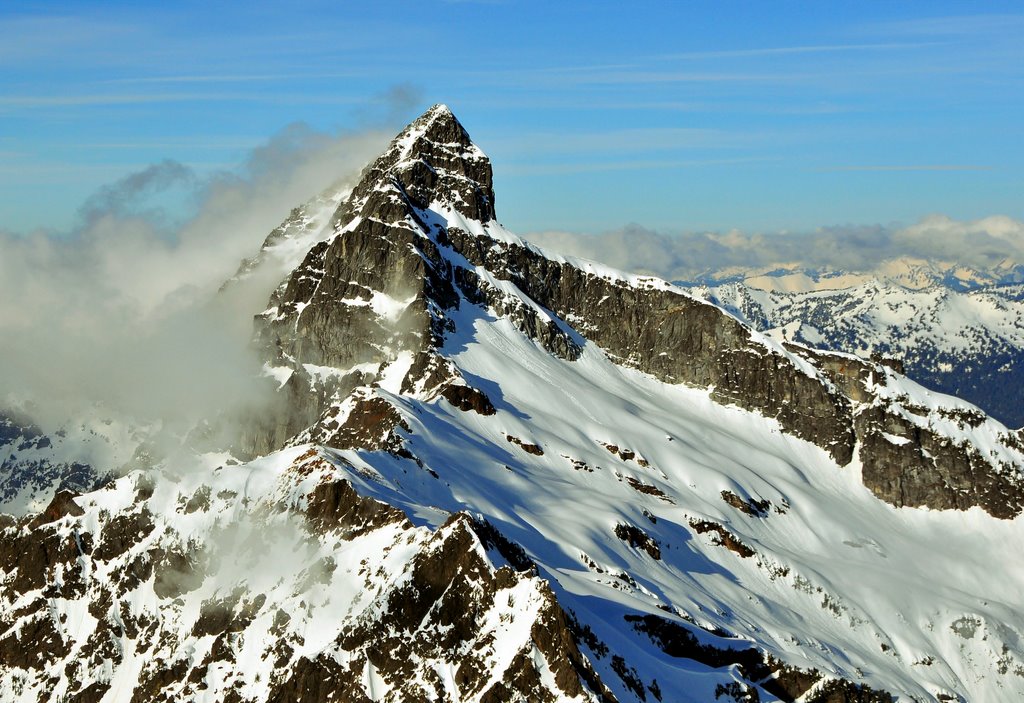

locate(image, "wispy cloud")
[[559, 70, 801, 85], [489, 127, 747, 155], [0, 15, 133, 64], [104, 74, 293, 84], [0, 94, 235, 108], [819, 164, 993, 172], [0, 92, 378, 110], [502, 156, 773, 176], [0, 122, 392, 432], [102, 70, 369, 85], [456, 95, 853, 116], [475, 62, 806, 89], [875, 14, 1024, 37], [661, 42, 938, 60], [64, 137, 262, 151], [0, 161, 234, 186]]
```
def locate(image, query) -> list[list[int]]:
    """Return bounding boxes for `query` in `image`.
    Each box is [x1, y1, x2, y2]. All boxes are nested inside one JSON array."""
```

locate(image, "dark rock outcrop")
[[855, 405, 1024, 518], [614, 523, 661, 560], [245, 106, 477, 455], [27, 490, 84, 529], [440, 383, 496, 415], [790, 346, 1024, 517], [262, 510, 616, 703], [447, 229, 857, 464], [688, 519, 756, 558], [0, 453, 615, 703]]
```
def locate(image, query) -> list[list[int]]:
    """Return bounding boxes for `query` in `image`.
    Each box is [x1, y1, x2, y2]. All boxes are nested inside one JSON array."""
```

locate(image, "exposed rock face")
[[245, 106, 484, 456], [26, 490, 84, 529], [790, 346, 1024, 518], [251, 105, 854, 459], [246, 103, 1024, 519], [856, 406, 1023, 518], [446, 228, 857, 464]]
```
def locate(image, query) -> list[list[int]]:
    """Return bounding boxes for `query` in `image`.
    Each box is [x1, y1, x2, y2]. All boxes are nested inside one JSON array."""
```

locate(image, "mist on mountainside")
[[0, 126, 393, 440]]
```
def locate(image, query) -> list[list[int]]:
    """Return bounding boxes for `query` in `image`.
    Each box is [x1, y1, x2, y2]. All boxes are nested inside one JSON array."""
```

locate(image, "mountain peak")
[[409, 102, 462, 134], [10, 106, 1024, 703], [335, 102, 495, 227], [395, 103, 495, 222], [397, 103, 473, 154]]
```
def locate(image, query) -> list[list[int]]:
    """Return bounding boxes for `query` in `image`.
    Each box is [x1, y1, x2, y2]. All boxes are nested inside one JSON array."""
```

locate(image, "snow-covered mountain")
[[0, 410, 145, 515], [3, 105, 1024, 702], [690, 276, 1024, 429]]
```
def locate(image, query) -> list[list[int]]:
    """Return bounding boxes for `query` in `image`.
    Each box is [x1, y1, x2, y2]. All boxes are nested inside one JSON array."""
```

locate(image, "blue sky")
[[2, 1, 1022, 236]]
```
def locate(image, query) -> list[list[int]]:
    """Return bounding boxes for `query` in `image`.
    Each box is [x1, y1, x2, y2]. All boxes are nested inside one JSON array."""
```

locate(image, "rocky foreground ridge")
[[3, 105, 1024, 702]]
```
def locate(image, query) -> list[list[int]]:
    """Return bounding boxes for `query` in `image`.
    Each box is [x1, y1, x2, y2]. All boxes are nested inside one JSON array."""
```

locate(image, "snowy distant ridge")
[[691, 272, 1024, 428]]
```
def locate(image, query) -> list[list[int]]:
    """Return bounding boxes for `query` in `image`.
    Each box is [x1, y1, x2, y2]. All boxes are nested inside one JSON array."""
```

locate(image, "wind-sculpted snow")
[[5, 105, 1024, 702]]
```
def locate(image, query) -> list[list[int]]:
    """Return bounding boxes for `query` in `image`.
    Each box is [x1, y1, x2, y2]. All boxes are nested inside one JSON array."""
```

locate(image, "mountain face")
[[691, 277, 1024, 429], [3, 105, 1024, 702]]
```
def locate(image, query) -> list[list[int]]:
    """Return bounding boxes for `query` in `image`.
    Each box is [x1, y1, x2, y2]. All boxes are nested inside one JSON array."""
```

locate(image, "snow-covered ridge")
[[0, 447, 608, 702], [0, 411, 147, 515]]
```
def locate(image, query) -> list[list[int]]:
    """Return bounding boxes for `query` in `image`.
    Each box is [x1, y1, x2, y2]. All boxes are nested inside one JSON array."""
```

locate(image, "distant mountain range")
[[689, 258, 1024, 293], [684, 263, 1024, 428]]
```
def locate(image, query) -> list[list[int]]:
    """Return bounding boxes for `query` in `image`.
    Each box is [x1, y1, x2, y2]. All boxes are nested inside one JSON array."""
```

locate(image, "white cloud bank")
[[0, 123, 391, 434], [526, 214, 1024, 283]]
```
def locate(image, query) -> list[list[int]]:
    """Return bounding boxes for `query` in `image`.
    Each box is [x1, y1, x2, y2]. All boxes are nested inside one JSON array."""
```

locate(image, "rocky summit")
[[3, 105, 1024, 702]]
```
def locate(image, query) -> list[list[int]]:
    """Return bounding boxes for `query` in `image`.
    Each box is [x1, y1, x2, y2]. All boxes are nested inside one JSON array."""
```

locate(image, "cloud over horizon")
[[526, 214, 1024, 283]]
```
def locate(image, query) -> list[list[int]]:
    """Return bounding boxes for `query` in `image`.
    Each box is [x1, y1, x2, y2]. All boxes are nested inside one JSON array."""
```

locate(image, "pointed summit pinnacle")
[[404, 103, 473, 149], [340, 103, 495, 225], [413, 103, 459, 127]]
